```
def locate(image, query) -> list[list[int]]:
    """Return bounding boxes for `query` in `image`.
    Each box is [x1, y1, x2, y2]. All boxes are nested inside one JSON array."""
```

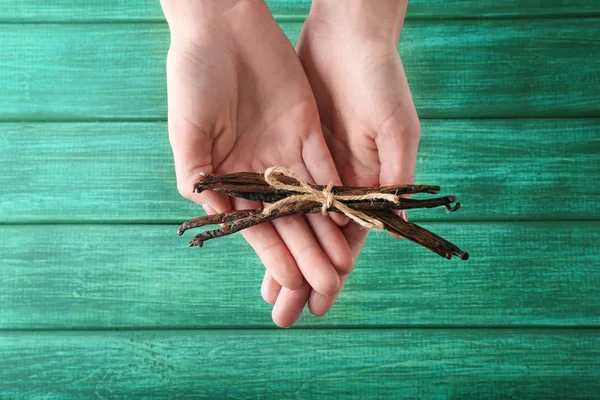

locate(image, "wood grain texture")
[[1, 222, 598, 328], [1, 0, 599, 22], [0, 329, 598, 398], [1, 19, 599, 120], [1, 119, 597, 223], [1, 1, 597, 395]]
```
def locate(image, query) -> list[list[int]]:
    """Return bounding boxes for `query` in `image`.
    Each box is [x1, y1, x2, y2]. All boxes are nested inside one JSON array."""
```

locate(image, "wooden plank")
[[1, 20, 599, 120], [0, 330, 598, 398], [1, 119, 598, 223], [0, 222, 598, 328], [1, 0, 599, 22]]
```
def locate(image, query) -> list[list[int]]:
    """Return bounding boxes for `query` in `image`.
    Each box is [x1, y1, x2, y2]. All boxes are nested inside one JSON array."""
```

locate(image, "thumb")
[[376, 116, 420, 237], [303, 123, 349, 227], [168, 118, 232, 215]]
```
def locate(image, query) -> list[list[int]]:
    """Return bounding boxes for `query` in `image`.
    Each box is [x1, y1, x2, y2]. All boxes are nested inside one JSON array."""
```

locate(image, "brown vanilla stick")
[[366, 210, 469, 260], [186, 206, 468, 260], [181, 171, 467, 260], [178, 196, 459, 236], [199, 171, 440, 195], [197, 171, 441, 195], [177, 209, 261, 236], [347, 196, 460, 211], [194, 172, 440, 203], [195, 183, 442, 203], [187, 206, 301, 247]]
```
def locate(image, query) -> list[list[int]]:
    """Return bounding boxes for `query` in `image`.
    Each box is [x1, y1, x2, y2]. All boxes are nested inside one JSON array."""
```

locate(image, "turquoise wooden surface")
[[1, 222, 598, 328], [0, 330, 598, 398], [2, 19, 600, 120], [0, 1, 599, 398], [1, 119, 598, 223], [2, 0, 600, 21]]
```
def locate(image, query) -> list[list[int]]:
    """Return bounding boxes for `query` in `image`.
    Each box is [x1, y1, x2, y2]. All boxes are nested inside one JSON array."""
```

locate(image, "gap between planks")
[[1, 218, 600, 226], [0, 326, 599, 333], [1, 116, 600, 124], [2, 14, 600, 24]]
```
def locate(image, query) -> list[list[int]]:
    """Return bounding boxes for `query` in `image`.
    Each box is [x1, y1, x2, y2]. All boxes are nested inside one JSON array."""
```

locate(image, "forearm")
[[309, 0, 407, 42]]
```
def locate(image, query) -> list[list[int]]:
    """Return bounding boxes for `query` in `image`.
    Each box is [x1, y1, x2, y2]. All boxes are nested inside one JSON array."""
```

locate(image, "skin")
[[260, 0, 421, 318], [161, 0, 420, 327], [160, 0, 354, 327]]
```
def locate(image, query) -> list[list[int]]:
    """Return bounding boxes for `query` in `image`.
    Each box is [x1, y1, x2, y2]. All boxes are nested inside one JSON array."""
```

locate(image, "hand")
[[262, 0, 421, 317], [160, 0, 353, 327]]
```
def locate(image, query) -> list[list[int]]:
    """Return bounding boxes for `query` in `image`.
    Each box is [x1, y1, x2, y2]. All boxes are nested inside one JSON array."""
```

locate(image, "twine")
[[261, 166, 399, 230]]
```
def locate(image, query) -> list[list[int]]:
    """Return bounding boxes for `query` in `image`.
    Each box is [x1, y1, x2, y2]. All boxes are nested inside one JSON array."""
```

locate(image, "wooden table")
[[1, 1, 599, 397]]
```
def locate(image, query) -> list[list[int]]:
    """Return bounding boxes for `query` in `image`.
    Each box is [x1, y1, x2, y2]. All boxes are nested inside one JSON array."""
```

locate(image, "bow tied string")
[[261, 166, 400, 230]]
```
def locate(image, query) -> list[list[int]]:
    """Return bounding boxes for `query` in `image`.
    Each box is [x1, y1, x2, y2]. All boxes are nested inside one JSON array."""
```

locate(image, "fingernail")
[[400, 210, 408, 222]]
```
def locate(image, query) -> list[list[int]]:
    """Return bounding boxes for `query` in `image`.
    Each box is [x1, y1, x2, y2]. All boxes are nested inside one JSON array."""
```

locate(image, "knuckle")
[[271, 214, 303, 230], [409, 117, 421, 138], [339, 256, 354, 275], [380, 109, 421, 143], [177, 181, 195, 200], [257, 240, 286, 259], [392, 116, 421, 141]]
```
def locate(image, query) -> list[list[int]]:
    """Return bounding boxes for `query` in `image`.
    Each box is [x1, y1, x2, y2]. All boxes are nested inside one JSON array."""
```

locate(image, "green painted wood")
[[0, 330, 598, 398], [1, 0, 599, 22], [1, 120, 598, 223], [1, 19, 599, 120], [1, 222, 598, 328]]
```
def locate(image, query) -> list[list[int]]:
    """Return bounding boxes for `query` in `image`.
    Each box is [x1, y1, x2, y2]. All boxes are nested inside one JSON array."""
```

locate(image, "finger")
[[261, 271, 281, 305], [376, 112, 420, 239], [268, 161, 345, 296], [168, 118, 233, 214], [342, 223, 370, 261], [388, 210, 408, 239], [306, 213, 354, 275], [301, 131, 355, 273], [203, 204, 216, 216], [272, 281, 311, 328], [232, 197, 304, 290], [308, 275, 347, 317], [302, 129, 348, 227], [270, 213, 340, 296], [308, 223, 368, 318], [376, 117, 420, 187]]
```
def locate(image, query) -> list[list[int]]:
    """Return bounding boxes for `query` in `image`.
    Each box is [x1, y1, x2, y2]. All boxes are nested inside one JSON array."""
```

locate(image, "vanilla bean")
[[185, 206, 469, 260], [180, 170, 468, 260], [346, 196, 460, 212], [194, 172, 440, 203], [195, 183, 442, 203], [188, 206, 302, 247], [177, 209, 261, 236], [366, 210, 469, 260], [178, 196, 460, 236]]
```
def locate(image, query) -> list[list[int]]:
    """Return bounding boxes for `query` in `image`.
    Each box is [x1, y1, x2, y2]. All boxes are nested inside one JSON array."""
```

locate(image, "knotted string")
[[261, 166, 399, 230]]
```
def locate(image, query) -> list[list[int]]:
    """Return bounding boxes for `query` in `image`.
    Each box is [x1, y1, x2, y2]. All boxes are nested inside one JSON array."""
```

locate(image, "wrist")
[[309, 0, 407, 43], [161, 0, 265, 37]]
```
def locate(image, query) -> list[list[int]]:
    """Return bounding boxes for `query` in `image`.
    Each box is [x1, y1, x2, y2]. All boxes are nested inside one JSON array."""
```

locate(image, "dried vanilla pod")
[[179, 166, 468, 260]]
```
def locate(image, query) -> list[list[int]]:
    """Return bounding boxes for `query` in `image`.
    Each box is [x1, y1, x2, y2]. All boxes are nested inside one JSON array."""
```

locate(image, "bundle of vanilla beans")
[[178, 168, 469, 260]]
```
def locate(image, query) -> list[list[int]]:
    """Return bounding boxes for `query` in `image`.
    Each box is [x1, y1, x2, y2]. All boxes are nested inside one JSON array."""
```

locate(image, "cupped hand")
[[160, 0, 353, 327], [261, 0, 421, 317]]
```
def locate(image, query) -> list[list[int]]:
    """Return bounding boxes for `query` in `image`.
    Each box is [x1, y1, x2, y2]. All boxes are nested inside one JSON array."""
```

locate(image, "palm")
[[298, 27, 419, 183], [167, 28, 318, 177]]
